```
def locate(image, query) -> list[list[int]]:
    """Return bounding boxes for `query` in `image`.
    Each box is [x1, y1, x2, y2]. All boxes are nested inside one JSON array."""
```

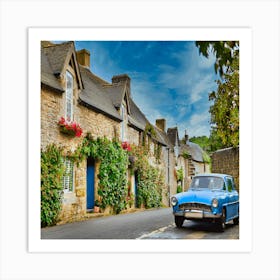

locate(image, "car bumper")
[[174, 209, 222, 219]]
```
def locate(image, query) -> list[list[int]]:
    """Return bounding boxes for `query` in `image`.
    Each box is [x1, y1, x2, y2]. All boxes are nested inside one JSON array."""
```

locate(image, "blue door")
[[87, 159, 95, 210]]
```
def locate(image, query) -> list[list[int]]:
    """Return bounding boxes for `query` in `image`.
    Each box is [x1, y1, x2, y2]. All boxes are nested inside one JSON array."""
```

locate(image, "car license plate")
[[184, 210, 203, 218]]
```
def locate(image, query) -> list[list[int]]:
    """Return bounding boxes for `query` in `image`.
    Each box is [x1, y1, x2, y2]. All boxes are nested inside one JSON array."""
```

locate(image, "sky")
[[75, 41, 218, 139]]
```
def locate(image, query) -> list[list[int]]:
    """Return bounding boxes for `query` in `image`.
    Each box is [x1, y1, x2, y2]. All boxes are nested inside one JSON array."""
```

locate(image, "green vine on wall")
[[41, 144, 65, 227], [131, 145, 163, 208], [142, 123, 156, 148], [41, 133, 165, 226], [75, 134, 129, 214]]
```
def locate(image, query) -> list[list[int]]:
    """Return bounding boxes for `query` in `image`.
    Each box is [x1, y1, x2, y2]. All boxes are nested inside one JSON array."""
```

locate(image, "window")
[[226, 177, 234, 192], [65, 71, 74, 121], [121, 103, 127, 141], [62, 158, 74, 192]]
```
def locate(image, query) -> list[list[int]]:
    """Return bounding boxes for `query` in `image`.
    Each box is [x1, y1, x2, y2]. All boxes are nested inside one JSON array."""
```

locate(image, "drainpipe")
[[167, 147, 170, 207]]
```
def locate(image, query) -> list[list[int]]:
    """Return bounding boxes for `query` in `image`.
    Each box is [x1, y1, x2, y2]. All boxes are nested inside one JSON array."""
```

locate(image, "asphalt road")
[[41, 208, 239, 239]]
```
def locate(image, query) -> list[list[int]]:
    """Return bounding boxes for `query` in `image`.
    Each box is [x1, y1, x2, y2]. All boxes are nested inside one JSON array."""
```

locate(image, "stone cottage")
[[179, 131, 211, 190], [166, 128, 210, 192], [41, 41, 176, 223]]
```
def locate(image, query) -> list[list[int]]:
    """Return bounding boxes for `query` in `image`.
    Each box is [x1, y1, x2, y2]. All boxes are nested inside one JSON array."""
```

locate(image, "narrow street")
[[41, 208, 239, 239]]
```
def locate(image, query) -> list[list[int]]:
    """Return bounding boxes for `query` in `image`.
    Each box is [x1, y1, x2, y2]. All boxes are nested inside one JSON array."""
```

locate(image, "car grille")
[[179, 202, 212, 212]]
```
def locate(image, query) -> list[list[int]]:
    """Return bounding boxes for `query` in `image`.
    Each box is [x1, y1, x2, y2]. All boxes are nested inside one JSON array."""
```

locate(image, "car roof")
[[193, 173, 232, 179]]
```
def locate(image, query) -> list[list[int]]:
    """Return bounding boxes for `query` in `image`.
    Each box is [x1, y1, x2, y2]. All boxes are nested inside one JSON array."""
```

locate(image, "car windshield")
[[190, 176, 225, 190]]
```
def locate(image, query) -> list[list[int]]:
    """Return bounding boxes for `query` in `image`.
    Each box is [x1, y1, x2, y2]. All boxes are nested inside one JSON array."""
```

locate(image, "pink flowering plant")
[[58, 117, 83, 137]]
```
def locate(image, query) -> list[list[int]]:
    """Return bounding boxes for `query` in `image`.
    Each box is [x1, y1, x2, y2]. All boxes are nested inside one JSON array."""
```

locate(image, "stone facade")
[[41, 41, 212, 225], [41, 41, 179, 224], [211, 147, 239, 191]]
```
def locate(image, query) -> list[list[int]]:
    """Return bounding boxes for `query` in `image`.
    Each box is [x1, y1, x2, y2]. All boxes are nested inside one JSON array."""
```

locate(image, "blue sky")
[[75, 41, 218, 139]]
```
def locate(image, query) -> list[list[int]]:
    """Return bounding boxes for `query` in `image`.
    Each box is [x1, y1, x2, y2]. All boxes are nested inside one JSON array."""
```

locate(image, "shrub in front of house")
[[41, 144, 64, 227]]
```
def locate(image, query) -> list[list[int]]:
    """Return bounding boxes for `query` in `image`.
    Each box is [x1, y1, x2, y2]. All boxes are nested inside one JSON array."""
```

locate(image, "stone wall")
[[41, 86, 122, 223], [127, 126, 140, 146], [211, 147, 239, 191], [41, 86, 171, 223]]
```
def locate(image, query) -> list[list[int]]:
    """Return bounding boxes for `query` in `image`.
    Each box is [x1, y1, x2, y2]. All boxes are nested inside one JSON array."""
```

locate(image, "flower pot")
[[94, 206, 100, 213], [59, 125, 76, 136]]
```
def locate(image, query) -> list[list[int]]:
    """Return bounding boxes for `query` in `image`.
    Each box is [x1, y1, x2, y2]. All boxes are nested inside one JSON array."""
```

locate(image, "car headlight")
[[212, 198, 219, 208], [171, 196, 178, 206]]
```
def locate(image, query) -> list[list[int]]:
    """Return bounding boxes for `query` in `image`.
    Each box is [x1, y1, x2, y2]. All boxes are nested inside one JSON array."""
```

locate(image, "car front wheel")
[[175, 216, 184, 228], [218, 208, 226, 232]]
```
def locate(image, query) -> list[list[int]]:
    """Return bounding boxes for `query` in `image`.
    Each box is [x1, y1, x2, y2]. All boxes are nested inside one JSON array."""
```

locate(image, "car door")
[[225, 176, 239, 221]]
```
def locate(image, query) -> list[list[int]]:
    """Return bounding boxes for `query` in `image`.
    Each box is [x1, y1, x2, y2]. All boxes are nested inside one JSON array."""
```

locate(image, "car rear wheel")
[[233, 207, 239, 225], [175, 216, 184, 228], [218, 208, 226, 232], [233, 216, 239, 225]]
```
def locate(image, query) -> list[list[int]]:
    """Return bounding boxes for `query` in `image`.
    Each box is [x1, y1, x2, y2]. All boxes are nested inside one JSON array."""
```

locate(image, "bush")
[[41, 144, 64, 227]]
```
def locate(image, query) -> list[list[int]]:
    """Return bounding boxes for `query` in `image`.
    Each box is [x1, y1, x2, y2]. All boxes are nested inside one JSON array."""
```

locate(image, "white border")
[[29, 27, 252, 253]]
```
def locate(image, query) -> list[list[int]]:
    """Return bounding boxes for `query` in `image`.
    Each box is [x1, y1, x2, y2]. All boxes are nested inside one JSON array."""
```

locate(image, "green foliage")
[[196, 41, 239, 149], [189, 136, 211, 153], [195, 41, 239, 78], [41, 144, 64, 227], [154, 143, 162, 163], [176, 167, 184, 182], [209, 57, 239, 148], [143, 123, 156, 148], [182, 151, 191, 159], [176, 185, 183, 193], [132, 145, 163, 208], [202, 151, 211, 164], [78, 134, 128, 214]]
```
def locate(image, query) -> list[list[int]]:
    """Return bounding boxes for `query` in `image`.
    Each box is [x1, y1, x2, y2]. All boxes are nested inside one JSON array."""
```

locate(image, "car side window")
[[226, 177, 234, 192]]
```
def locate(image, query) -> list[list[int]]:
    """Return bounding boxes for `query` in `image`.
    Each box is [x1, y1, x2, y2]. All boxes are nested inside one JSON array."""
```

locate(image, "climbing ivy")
[[142, 123, 156, 148], [41, 144, 65, 227], [131, 145, 163, 208], [75, 134, 128, 214]]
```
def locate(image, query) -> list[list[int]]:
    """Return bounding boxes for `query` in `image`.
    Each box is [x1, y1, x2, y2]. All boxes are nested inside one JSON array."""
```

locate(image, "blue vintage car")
[[171, 173, 239, 231]]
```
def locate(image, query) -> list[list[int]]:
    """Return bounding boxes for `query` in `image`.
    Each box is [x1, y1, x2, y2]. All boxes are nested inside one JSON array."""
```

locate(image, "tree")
[[196, 41, 239, 148], [189, 136, 211, 152], [195, 41, 239, 78], [209, 57, 239, 147]]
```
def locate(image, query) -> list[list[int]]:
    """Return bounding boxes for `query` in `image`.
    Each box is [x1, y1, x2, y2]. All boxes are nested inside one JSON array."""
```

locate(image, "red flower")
[[122, 141, 131, 151], [58, 117, 83, 137]]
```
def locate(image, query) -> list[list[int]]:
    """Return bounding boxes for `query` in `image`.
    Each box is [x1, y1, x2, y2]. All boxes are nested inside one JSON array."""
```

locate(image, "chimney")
[[112, 74, 131, 96], [156, 119, 166, 132], [76, 49, 90, 68]]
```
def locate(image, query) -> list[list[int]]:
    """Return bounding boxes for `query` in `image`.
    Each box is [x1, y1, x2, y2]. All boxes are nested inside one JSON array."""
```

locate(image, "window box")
[[58, 117, 83, 137]]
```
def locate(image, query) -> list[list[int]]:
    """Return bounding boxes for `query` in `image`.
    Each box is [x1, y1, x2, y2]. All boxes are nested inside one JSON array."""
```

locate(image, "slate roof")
[[154, 125, 170, 147], [41, 41, 170, 146], [104, 83, 126, 109], [41, 41, 83, 91], [41, 49, 64, 93], [42, 41, 74, 75], [127, 98, 148, 131], [180, 141, 204, 162], [79, 66, 122, 121]]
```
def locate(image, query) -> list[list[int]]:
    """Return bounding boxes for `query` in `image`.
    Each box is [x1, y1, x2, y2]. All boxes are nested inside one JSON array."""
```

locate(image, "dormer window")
[[66, 71, 73, 121]]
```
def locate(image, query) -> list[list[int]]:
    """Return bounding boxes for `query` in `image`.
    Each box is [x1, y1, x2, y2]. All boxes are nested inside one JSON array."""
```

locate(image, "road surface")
[[41, 207, 239, 239]]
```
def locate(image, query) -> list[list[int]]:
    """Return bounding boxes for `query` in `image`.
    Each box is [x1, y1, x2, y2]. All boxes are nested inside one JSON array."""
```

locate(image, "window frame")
[[62, 158, 75, 193], [120, 102, 127, 142], [65, 70, 74, 122]]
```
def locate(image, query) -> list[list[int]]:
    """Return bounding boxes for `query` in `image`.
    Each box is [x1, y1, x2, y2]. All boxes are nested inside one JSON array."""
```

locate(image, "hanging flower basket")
[[58, 117, 83, 137]]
